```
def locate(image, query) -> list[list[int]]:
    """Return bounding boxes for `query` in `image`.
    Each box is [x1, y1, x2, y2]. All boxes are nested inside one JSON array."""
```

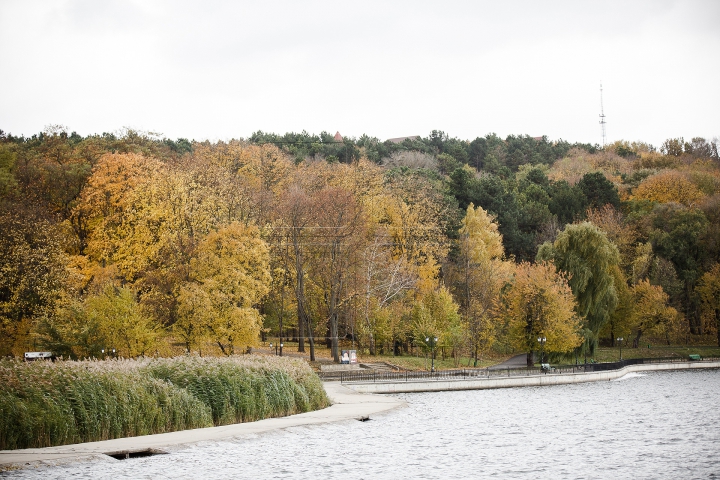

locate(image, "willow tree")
[[499, 261, 582, 367], [537, 221, 620, 357]]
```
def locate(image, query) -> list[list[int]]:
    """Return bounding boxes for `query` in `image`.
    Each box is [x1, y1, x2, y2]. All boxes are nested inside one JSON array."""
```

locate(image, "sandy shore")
[[0, 382, 406, 471]]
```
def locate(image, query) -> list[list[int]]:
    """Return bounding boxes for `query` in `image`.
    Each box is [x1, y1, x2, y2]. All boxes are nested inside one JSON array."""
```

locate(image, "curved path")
[[488, 353, 528, 369], [0, 383, 406, 470]]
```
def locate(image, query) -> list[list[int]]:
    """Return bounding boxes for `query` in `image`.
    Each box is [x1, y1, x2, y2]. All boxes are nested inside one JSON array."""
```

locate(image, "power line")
[[599, 83, 607, 147], [254, 141, 344, 145]]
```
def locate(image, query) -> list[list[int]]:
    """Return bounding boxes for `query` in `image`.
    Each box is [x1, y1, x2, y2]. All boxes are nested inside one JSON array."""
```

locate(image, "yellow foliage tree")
[[411, 287, 465, 367], [454, 203, 512, 366], [77, 153, 163, 261], [38, 286, 160, 359], [460, 203, 504, 263], [381, 193, 449, 294], [85, 286, 160, 357], [696, 264, 720, 346], [628, 280, 680, 347], [633, 170, 705, 206], [175, 222, 271, 355], [498, 261, 582, 366]]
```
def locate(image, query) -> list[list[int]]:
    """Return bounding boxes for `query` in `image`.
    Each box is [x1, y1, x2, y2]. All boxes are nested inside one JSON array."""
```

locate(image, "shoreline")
[[0, 383, 406, 471], [3, 361, 718, 471], [342, 360, 720, 394]]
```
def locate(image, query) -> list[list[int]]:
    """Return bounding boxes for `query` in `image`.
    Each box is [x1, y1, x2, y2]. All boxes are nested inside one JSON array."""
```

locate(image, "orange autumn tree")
[[76, 152, 163, 262], [585, 205, 637, 271]]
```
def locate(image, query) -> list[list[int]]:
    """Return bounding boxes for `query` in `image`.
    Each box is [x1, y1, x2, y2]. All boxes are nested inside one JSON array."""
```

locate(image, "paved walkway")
[[488, 353, 528, 369], [0, 383, 406, 470]]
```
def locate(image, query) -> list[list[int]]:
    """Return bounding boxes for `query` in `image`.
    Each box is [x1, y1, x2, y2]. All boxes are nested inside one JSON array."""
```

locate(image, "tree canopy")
[[1, 125, 719, 360], [537, 222, 620, 355]]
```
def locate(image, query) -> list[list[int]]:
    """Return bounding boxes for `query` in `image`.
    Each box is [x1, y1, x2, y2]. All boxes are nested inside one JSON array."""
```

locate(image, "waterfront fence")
[[327, 356, 720, 384]]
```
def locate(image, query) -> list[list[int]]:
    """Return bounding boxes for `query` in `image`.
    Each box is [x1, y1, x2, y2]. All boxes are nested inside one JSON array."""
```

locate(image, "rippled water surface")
[[5, 369, 720, 480]]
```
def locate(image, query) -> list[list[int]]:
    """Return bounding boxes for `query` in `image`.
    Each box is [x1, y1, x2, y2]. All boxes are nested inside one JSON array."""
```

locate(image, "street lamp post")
[[537, 336, 547, 368], [270, 342, 283, 356], [617, 337, 623, 361], [425, 336, 439, 373]]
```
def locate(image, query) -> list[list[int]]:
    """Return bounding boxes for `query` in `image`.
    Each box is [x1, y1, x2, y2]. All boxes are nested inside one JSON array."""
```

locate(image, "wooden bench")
[[688, 354, 702, 361]]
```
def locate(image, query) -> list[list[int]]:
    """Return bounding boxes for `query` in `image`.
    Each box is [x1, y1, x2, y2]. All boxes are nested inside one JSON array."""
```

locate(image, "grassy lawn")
[[263, 339, 720, 372], [260, 340, 519, 371], [592, 344, 720, 363]]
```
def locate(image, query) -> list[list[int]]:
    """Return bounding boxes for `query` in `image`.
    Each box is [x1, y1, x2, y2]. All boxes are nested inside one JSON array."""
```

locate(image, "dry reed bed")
[[0, 355, 329, 450]]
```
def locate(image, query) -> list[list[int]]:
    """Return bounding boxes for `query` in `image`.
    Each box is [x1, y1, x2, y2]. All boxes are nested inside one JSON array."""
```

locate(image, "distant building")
[[387, 135, 420, 144], [334, 131, 343, 142]]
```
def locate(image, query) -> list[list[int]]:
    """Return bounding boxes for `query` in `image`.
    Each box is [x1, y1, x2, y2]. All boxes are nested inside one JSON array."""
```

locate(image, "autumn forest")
[[1, 127, 719, 366]]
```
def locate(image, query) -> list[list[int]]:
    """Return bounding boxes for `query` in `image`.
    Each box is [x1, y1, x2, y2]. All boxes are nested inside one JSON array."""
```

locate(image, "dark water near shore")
[[5, 369, 720, 479]]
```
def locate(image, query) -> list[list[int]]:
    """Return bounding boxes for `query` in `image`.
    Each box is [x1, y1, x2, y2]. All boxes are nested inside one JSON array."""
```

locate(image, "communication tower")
[[599, 83, 607, 147]]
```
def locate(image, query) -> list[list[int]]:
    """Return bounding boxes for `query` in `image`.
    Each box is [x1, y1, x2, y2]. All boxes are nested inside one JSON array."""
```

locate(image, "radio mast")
[[599, 83, 607, 147]]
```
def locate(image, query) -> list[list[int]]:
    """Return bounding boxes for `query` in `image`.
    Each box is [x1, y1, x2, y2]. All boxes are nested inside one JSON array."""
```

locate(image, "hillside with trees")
[[1, 126, 719, 364]]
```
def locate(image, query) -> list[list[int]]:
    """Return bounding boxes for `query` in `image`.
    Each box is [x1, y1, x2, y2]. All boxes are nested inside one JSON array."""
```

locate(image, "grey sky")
[[1, 0, 718, 147]]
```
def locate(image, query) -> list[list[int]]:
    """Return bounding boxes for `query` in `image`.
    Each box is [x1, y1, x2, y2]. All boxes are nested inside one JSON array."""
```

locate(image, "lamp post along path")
[[538, 337, 547, 371], [426, 337, 439, 373]]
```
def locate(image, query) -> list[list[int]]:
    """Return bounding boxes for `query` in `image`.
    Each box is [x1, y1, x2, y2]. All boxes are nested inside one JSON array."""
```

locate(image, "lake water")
[[4, 369, 720, 480]]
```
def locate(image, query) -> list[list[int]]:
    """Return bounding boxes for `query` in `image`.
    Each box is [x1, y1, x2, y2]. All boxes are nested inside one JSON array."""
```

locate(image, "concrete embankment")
[[343, 361, 720, 394], [0, 383, 406, 470]]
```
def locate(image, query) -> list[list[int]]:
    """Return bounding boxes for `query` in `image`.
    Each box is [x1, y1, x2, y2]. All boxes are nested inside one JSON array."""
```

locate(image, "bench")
[[688, 354, 702, 361], [541, 363, 554, 373]]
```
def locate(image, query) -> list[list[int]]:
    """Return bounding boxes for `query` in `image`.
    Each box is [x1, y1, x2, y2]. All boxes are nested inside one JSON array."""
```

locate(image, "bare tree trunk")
[[366, 292, 375, 355], [633, 329, 643, 348], [297, 301, 306, 352], [293, 231, 307, 353], [307, 316, 315, 361], [365, 272, 376, 356], [328, 241, 342, 363], [330, 311, 339, 363]]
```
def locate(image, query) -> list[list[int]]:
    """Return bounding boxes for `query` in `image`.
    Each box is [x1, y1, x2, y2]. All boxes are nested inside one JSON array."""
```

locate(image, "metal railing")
[[583, 356, 720, 372], [327, 356, 720, 384]]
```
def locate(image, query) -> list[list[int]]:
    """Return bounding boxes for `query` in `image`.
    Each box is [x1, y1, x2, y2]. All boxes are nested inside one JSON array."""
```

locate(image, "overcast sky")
[[1, 0, 718, 147]]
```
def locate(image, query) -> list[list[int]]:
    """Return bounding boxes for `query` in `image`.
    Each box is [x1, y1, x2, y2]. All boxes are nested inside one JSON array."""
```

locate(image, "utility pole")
[[599, 83, 607, 147]]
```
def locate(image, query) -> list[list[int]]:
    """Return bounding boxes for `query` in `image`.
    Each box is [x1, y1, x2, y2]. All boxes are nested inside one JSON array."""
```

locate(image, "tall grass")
[[141, 355, 329, 425], [0, 355, 329, 450]]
